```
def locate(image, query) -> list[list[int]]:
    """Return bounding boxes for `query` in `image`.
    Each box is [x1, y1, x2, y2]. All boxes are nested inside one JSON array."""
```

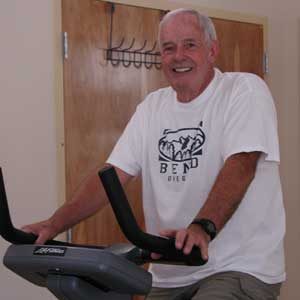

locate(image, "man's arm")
[[22, 165, 133, 244], [160, 151, 261, 260]]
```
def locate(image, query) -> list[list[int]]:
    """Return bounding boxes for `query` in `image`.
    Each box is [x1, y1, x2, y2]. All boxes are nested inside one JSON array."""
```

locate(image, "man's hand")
[[22, 219, 58, 245], [151, 225, 210, 261]]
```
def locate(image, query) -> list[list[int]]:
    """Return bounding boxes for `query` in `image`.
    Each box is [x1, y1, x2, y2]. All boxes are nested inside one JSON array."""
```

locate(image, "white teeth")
[[174, 67, 192, 73]]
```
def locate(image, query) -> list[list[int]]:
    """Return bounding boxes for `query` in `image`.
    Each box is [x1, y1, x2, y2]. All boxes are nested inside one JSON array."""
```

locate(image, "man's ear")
[[208, 40, 220, 63]]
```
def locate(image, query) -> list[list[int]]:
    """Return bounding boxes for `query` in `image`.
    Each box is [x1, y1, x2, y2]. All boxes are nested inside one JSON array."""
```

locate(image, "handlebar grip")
[[158, 237, 207, 266], [0, 168, 38, 244], [99, 166, 207, 266], [139, 247, 207, 266]]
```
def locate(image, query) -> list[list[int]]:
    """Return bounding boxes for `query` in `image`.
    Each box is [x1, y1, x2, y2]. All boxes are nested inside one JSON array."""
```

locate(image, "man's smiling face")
[[159, 13, 218, 102]]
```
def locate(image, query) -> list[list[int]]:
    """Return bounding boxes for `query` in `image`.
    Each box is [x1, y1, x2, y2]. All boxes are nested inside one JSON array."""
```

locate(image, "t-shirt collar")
[[172, 68, 221, 110]]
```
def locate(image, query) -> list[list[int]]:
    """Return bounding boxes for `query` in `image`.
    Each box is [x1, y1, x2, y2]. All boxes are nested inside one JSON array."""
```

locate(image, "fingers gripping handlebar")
[[99, 166, 207, 266], [0, 169, 36, 244]]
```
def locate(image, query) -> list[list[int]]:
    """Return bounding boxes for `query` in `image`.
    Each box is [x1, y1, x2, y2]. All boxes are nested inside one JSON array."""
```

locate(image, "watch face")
[[206, 222, 215, 233]]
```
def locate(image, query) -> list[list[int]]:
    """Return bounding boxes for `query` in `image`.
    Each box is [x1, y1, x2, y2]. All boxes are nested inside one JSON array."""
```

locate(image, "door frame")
[[54, 0, 66, 211], [53, 0, 268, 227]]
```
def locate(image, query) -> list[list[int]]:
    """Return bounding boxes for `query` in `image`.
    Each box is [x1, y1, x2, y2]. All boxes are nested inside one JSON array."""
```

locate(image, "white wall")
[[0, 1, 58, 299], [0, 0, 299, 299]]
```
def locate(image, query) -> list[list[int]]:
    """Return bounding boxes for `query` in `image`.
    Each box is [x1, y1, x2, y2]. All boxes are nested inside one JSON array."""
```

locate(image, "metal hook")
[[133, 40, 147, 52], [154, 52, 162, 70], [111, 57, 121, 67], [144, 41, 158, 54], [133, 53, 143, 68], [106, 48, 120, 67], [121, 38, 135, 67], [143, 41, 158, 69], [133, 40, 147, 68], [122, 52, 132, 67], [122, 38, 135, 51], [144, 54, 153, 69], [111, 38, 125, 50]]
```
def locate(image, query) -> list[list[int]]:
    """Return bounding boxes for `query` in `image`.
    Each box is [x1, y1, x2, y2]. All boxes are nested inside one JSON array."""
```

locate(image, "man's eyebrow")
[[161, 41, 175, 48], [183, 38, 200, 43], [161, 38, 201, 47]]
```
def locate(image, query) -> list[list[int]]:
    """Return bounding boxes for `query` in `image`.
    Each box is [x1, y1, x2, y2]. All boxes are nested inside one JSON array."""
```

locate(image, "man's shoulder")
[[220, 70, 267, 90], [134, 86, 174, 118], [216, 70, 275, 113], [140, 86, 173, 107], [146, 86, 173, 100]]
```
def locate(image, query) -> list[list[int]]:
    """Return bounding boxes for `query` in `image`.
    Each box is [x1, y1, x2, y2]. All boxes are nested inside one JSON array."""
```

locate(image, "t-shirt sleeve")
[[106, 104, 145, 176], [222, 75, 280, 162]]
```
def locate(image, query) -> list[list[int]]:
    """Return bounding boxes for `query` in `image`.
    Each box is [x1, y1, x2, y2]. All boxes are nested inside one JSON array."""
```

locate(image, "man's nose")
[[174, 46, 185, 60]]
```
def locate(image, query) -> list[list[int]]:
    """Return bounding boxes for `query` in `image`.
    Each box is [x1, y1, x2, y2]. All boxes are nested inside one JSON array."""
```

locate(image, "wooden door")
[[62, 0, 167, 247], [214, 18, 264, 77], [62, 0, 264, 297]]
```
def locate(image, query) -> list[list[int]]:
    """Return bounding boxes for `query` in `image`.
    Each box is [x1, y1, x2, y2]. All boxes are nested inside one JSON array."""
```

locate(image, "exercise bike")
[[0, 166, 206, 300]]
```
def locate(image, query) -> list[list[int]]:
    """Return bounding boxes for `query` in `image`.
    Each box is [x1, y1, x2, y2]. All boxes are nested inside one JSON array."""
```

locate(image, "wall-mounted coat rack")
[[105, 3, 162, 69]]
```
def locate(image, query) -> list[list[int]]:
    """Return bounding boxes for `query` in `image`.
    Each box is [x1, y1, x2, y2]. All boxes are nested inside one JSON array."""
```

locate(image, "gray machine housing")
[[4, 244, 152, 300]]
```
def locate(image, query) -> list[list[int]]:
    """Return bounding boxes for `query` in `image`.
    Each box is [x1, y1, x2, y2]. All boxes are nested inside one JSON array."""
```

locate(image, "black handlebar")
[[0, 169, 35, 244], [0, 166, 207, 266], [99, 166, 207, 266]]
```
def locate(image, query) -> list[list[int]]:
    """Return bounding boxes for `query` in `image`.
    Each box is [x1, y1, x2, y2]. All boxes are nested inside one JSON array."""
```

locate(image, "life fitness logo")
[[33, 246, 67, 256]]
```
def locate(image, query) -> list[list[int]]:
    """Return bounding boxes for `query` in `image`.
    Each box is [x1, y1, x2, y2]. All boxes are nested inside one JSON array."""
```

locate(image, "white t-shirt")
[[107, 69, 286, 287]]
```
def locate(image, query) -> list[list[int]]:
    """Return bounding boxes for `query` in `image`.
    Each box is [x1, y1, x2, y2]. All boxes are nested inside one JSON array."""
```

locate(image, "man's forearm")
[[22, 165, 134, 244], [48, 165, 133, 236], [48, 168, 108, 235], [195, 152, 261, 233]]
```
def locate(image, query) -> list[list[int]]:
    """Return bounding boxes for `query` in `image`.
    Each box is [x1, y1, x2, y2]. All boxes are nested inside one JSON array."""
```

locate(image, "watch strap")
[[191, 218, 217, 241]]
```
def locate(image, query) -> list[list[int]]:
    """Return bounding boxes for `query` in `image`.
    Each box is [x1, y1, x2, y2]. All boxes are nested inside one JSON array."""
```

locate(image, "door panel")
[[214, 18, 264, 77]]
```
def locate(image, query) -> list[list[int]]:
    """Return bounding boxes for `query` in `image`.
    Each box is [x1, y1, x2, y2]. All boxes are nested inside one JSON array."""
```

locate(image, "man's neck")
[[176, 68, 215, 103]]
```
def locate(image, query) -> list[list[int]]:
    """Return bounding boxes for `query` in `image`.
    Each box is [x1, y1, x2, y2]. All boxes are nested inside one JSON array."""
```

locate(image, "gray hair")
[[159, 8, 217, 45]]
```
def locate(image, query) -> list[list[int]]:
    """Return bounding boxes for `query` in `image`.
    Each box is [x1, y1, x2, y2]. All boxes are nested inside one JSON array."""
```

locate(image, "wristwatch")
[[191, 218, 217, 241]]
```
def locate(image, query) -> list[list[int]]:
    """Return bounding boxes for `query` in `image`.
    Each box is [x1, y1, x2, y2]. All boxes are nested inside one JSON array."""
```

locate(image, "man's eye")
[[186, 42, 196, 49], [163, 47, 174, 53]]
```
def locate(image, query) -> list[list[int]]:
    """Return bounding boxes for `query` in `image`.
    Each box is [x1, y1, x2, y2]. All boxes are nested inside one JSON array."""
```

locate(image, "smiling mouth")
[[173, 67, 193, 73]]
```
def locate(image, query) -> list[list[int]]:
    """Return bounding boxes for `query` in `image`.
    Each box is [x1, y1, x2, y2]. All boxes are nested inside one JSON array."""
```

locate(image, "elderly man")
[[24, 8, 285, 300]]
